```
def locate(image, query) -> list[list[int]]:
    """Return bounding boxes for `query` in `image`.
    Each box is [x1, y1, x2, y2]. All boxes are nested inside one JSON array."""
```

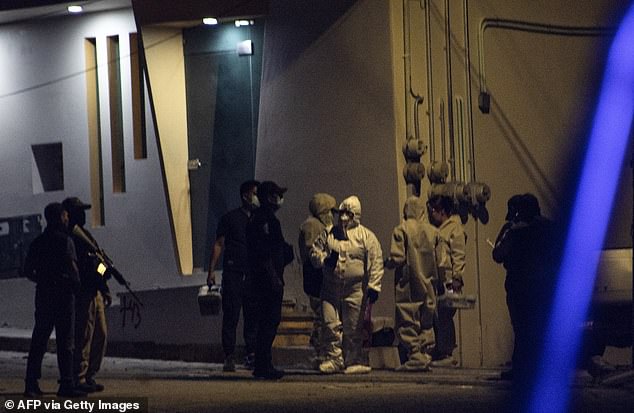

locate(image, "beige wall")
[[256, 0, 404, 317], [142, 27, 193, 275], [256, 0, 629, 368], [397, 0, 628, 367]]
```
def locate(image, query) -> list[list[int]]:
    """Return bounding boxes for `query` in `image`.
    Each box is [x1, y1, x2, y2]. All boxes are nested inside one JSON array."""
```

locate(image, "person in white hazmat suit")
[[428, 194, 467, 367], [311, 195, 384, 374], [385, 196, 450, 371], [298, 193, 337, 363]]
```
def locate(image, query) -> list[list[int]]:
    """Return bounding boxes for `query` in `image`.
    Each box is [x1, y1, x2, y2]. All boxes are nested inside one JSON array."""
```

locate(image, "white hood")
[[339, 195, 361, 227]]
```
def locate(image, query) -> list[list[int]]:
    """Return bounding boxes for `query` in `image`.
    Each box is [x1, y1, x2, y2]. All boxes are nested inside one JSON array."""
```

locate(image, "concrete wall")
[[394, 0, 631, 367], [0, 8, 202, 330], [255, 0, 631, 368], [256, 0, 404, 319]]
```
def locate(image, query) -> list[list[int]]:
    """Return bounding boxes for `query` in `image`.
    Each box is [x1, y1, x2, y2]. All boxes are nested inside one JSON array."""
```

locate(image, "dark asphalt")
[[1, 351, 633, 413]]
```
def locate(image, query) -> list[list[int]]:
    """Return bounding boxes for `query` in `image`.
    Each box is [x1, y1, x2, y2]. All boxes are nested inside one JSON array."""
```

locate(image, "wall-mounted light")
[[234, 20, 254, 27], [236, 40, 253, 56], [202, 17, 218, 25], [67, 5, 83, 14]]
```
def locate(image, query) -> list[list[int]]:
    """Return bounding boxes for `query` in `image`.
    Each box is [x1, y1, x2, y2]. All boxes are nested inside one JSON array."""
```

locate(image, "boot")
[[24, 380, 43, 397], [56, 383, 87, 398]]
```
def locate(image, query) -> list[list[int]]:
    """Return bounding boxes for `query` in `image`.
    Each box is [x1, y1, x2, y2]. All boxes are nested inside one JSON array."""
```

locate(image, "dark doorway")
[[184, 21, 264, 270]]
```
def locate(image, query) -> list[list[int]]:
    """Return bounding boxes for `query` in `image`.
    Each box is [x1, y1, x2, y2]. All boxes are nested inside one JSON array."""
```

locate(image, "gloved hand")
[[207, 273, 216, 288], [324, 251, 339, 268], [102, 291, 112, 308], [383, 258, 396, 269], [326, 233, 340, 254], [367, 289, 379, 304], [451, 278, 464, 293]]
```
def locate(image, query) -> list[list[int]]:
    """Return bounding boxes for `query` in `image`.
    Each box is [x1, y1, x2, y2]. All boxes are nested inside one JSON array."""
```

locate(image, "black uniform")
[[216, 208, 257, 357], [493, 216, 557, 382], [24, 224, 80, 388], [245, 206, 292, 376]]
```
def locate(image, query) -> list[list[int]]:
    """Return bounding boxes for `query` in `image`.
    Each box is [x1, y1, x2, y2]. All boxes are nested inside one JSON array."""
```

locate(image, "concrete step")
[[278, 320, 313, 331], [272, 345, 314, 368], [276, 304, 315, 348], [273, 333, 310, 347]]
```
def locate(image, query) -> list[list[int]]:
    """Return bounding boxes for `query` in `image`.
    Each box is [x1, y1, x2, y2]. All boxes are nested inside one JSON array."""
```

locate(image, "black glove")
[[384, 258, 396, 270], [324, 251, 339, 268], [367, 289, 379, 304]]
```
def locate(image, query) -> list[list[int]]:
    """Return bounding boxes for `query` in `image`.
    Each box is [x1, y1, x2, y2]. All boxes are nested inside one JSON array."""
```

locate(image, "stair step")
[[277, 326, 312, 335], [281, 311, 315, 320], [273, 334, 310, 347], [279, 319, 313, 329]]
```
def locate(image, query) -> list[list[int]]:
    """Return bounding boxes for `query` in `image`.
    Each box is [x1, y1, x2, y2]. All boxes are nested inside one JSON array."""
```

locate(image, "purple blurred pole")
[[527, 3, 634, 413]]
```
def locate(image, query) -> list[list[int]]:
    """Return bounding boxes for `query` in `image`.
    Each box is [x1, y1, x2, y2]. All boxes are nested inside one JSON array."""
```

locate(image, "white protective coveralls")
[[433, 214, 466, 361], [311, 196, 384, 373], [388, 196, 449, 370]]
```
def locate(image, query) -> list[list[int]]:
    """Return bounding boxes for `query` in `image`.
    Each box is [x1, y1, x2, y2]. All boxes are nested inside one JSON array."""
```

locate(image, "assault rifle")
[[72, 225, 144, 307]]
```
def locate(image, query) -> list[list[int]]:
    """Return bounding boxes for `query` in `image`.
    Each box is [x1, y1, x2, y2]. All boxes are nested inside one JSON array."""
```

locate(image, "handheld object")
[[197, 285, 222, 316]]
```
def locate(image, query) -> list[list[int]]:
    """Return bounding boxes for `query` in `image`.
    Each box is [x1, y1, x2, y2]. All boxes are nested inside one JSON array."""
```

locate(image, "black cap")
[[258, 181, 287, 199], [62, 197, 92, 211]]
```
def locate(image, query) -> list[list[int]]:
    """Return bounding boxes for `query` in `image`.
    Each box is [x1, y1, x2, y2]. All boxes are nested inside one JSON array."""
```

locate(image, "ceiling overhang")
[[131, 0, 268, 26]]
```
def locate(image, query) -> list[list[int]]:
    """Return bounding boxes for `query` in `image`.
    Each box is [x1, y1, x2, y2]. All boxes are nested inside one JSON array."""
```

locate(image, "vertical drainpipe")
[[424, 0, 436, 163], [463, 0, 476, 182], [404, 0, 426, 196], [403, 0, 412, 142], [444, 0, 456, 181]]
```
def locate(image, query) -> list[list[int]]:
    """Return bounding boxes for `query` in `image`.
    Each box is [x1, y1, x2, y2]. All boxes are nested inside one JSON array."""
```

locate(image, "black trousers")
[[506, 287, 550, 381], [433, 306, 457, 359], [247, 282, 283, 373], [26, 286, 75, 386], [221, 270, 258, 357]]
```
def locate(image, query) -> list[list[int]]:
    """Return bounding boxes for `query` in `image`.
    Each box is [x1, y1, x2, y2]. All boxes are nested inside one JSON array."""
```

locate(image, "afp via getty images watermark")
[[2, 398, 148, 413]]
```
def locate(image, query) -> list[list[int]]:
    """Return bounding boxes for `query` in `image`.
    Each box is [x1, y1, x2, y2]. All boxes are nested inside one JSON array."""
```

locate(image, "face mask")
[[243, 193, 260, 210], [268, 194, 284, 209], [319, 211, 334, 228], [339, 211, 352, 229]]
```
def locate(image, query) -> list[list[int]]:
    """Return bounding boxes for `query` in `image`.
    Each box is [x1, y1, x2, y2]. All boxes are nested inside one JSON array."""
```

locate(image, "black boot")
[[56, 382, 87, 398], [24, 380, 43, 397]]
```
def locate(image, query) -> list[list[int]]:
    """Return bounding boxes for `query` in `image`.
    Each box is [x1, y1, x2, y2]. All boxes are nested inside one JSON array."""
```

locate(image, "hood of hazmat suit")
[[403, 196, 426, 221], [339, 195, 362, 229], [309, 193, 337, 228]]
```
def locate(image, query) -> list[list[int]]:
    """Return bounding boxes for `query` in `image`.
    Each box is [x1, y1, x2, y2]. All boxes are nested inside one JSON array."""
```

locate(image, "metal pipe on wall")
[[402, 0, 427, 196], [477, 19, 614, 108], [403, 0, 412, 141], [463, 0, 476, 181], [408, 2, 425, 144], [423, 0, 436, 162], [444, 0, 456, 180], [439, 98, 446, 162]]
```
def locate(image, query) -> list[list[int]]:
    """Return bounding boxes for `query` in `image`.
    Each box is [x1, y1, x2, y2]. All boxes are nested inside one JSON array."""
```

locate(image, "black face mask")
[[265, 194, 283, 211], [69, 209, 86, 227]]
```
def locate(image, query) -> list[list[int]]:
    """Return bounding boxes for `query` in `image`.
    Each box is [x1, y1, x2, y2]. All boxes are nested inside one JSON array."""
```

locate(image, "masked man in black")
[[23, 203, 84, 398], [246, 181, 293, 380], [207, 181, 260, 372]]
